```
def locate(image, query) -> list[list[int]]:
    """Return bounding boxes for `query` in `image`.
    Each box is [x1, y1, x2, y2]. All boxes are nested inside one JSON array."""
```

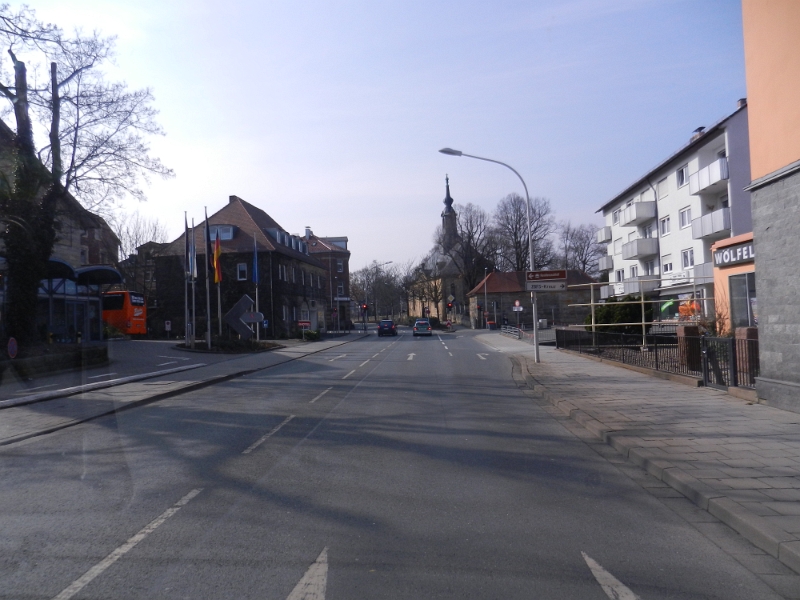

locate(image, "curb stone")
[[514, 354, 800, 576]]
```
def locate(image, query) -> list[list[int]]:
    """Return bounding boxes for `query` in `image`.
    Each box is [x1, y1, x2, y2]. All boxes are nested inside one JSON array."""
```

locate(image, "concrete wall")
[[742, 0, 800, 180]]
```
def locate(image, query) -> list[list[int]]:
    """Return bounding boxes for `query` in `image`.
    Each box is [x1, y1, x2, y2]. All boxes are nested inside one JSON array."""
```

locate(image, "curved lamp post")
[[438, 147, 540, 362]]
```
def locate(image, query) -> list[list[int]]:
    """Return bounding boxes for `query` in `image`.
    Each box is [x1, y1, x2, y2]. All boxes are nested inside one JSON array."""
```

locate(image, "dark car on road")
[[412, 319, 432, 336], [377, 319, 397, 336]]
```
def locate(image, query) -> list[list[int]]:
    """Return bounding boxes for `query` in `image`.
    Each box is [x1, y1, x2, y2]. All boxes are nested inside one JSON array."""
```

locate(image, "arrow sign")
[[223, 294, 258, 340], [407, 353, 416, 361], [526, 281, 567, 292]]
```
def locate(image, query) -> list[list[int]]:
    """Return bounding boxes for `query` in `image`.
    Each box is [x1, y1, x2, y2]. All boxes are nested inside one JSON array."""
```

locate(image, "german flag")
[[213, 235, 222, 283]]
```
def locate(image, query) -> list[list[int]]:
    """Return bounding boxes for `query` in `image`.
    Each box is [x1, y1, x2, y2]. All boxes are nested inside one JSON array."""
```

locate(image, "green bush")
[[584, 295, 653, 335], [295, 329, 320, 341]]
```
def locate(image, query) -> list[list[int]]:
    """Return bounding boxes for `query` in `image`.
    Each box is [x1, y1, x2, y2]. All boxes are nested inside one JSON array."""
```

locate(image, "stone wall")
[[751, 168, 800, 409]]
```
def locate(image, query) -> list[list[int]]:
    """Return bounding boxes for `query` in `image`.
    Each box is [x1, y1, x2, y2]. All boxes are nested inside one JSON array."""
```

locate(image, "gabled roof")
[[161, 195, 325, 268], [466, 270, 595, 296], [596, 102, 747, 214]]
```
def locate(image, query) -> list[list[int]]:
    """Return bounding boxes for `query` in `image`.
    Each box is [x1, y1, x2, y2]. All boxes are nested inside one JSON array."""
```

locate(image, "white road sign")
[[526, 281, 567, 292]]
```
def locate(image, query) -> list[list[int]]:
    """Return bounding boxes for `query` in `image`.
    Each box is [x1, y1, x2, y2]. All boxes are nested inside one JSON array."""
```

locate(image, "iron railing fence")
[[555, 329, 759, 390]]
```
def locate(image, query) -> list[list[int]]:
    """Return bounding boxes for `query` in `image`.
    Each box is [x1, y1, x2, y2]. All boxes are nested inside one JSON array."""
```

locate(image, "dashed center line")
[[359, 360, 370, 367], [449, 352, 453, 356], [310, 387, 333, 404], [242, 415, 296, 454], [342, 370, 356, 379], [443, 346, 448, 350], [157, 361, 178, 366], [372, 353, 379, 358], [328, 354, 346, 362], [157, 355, 191, 361], [51, 488, 203, 600]]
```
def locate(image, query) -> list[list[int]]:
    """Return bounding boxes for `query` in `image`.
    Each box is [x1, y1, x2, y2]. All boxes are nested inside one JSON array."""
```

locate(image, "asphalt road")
[[0, 330, 786, 599]]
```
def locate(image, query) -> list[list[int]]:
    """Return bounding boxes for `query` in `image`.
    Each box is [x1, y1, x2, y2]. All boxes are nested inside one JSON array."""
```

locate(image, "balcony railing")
[[596, 226, 612, 243], [691, 207, 731, 240], [599, 284, 615, 300], [620, 201, 656, 226], [598, 255, 614, 272], [689, 157, 729, 195], [623, 276, 659, 295], [621, 237, 658, 260]]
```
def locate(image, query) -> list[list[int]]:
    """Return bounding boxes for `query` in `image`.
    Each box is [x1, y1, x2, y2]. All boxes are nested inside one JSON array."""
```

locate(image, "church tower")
[[441, 175, 458, 252]]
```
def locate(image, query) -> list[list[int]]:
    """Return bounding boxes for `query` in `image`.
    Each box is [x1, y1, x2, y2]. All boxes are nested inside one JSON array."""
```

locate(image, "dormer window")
[[210, 225, 234, 241]]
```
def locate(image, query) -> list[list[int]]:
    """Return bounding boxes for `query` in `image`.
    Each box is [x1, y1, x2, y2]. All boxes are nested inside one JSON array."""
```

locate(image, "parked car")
[[413, 319, 432, 336], [377, 319, 398, 336]]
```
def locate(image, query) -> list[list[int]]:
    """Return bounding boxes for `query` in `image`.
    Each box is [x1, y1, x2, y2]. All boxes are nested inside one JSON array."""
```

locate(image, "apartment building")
[[596, 101, 751, 323]]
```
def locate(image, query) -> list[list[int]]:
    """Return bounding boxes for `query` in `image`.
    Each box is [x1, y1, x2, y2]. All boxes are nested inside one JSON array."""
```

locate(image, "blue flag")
[[252, 234, 259, 285]]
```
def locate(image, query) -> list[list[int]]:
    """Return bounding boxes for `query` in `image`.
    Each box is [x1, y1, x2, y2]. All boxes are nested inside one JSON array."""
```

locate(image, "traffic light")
[[447, 302, 453, 310], [477, 303, 482, 312], [361, 303, 368, 312]]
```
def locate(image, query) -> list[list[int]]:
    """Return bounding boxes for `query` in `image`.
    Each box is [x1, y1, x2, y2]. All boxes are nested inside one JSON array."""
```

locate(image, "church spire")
[[442, 174, 455, 216]]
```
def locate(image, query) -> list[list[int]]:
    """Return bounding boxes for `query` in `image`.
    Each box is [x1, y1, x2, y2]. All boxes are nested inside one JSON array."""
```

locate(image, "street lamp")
[[484, 266, 488, 330], [439, 147, 540, 362]]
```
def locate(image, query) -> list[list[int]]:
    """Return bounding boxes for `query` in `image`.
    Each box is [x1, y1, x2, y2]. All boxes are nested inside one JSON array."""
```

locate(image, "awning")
[[75, 265, 123, 286], [46, 259, 77, 281]]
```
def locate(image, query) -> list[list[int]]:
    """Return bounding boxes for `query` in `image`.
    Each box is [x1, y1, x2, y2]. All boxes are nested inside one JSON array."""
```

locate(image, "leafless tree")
[[436, 202, 496, 293], [492, 193, 556, 271], [0, 5, 173, 215], [113, 211, 168, 261], [558, 221, 603, 276]]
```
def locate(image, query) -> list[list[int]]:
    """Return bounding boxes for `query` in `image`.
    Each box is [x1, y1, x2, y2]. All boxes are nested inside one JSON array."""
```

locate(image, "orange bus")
[[102, 291, 147, 335]]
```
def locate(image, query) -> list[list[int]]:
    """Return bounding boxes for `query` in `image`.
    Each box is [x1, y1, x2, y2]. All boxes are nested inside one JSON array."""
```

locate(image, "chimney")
[[737, 97, 747, 109], [690, 126, 705, 142], [305, 226, 313, 239], [229, 195, 242, 204]]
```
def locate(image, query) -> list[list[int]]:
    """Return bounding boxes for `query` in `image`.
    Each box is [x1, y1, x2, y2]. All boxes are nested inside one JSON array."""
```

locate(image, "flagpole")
[[184, 211, 189, 348], [254, 232, 260, 342], [204, 208, 212, 349], [217, 283, 222, 335], [191, 218, 196, 349]]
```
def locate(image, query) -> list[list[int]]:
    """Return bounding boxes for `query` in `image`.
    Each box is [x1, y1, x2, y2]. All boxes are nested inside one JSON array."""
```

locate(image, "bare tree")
[[0, 5, 173, 215], [437, 202, 496, 293], [557, 221, 603, 276], [113, 211, 168, 261]]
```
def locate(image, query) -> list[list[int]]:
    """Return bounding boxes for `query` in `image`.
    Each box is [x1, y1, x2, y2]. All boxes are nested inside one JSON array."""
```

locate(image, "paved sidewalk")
[[477, 332, 800, 578], [0, 335, 365, 447]]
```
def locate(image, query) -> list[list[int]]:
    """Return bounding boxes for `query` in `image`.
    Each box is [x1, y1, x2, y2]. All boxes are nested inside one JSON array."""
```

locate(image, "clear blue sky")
[[28, 0, 746, 269]]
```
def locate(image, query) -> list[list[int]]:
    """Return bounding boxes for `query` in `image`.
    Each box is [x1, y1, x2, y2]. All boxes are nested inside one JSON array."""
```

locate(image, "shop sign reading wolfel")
[[713, 241, 755, 267]]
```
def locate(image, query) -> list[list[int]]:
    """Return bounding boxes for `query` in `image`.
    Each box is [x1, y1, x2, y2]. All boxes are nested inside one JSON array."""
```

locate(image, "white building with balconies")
[[595, 100, 752, 320]]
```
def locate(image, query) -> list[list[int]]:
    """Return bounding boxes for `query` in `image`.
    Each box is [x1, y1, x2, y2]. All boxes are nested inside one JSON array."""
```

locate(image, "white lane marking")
[[449, 352, 453, 356], [14, 383, 56, 393], [157, 355, 190, 361], [242, 415, 296, 454], [372, 353, 379, 358], [51, 488, 203, 600], [407, 353, 415, 361], [359, 360, 370, 367], [156, 361, 178, 366], [328, 354, 346, 362], [342, 370, 356, 379], [286, 547, 328, 600], [582, 552, 641, 600], [380, 348, 386, 352], [477, 353, 488, 360], [87, 373, 118, 380], [310, 388, 333, 404], [443, 346, 448, 350]]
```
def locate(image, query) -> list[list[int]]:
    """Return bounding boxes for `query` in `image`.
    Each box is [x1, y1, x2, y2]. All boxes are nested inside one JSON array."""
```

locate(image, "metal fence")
[[555, 329, 759, 390]]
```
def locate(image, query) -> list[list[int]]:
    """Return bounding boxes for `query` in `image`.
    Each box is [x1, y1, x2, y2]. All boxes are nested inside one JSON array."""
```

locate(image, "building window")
[[679, 207, 692, 229], [210, 225, 234, 241], [627, 231, 637, 242], [282, 305, 288, 321], [644, 260, 655, 276], [337, 259, 343, 273], [612, 210, 620, 225], [301, 309, 310, 321], [729, 272, 757, 328], [319, 275, 323, 289], [301, 270, 305, 285], [615, 269, 624, 282], [630, 265, 639, 278], [660, 216, 671, 236], [237, 263, 247, 281], [681, 248, 694, 269], [720, 194, 729, 208], [657, 177, 668, 199], [676, 164, 688, 188], [643, 223, 654, 239], [337, 282, 344, 296], [292, 267, 296, 283], [662, 255, 673, 274], [613, 238, 622, 254]]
